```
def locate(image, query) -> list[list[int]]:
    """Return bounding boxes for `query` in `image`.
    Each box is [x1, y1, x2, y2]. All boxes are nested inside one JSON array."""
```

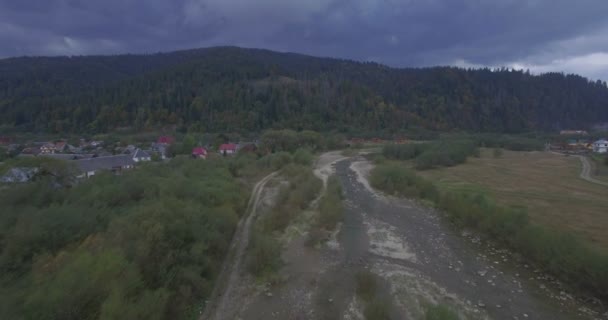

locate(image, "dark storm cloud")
[[1, 0, 608, 79]]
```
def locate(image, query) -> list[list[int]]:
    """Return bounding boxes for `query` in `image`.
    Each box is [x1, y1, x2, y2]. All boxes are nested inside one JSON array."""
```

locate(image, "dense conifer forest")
[[1, 47, 607, 134]]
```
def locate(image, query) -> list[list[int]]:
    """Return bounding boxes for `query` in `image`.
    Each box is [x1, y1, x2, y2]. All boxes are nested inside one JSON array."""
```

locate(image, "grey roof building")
[[75, 155, 135, 178], [132, 149, 152, 162]]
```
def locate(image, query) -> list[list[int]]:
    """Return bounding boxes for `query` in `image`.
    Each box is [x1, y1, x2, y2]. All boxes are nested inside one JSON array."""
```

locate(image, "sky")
[[1, 0, 608, 80]]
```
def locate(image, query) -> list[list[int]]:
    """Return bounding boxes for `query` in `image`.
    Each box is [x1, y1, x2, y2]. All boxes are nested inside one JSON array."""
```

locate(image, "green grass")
[[425, 304, 460, 320]]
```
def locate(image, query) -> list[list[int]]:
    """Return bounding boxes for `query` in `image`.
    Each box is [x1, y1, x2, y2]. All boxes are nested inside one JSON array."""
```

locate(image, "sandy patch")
[[343, 296, 365, 320], [349, 160, 382, 198], [372, 261, 488, 320], [326, 222, 342, 251], [365, 217, 418, 263], [314, 151, 349, 188]]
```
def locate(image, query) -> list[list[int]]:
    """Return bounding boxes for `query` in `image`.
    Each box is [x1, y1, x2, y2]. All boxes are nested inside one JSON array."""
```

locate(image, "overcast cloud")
[[1, 0, 608, 79]]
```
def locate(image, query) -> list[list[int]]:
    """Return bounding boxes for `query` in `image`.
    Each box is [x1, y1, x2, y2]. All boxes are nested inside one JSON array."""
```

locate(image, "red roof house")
[[192, 147, 208, 159], [157, 136, 175, 145], [219, 143, 237, 155], [0, 136, 12, 145]]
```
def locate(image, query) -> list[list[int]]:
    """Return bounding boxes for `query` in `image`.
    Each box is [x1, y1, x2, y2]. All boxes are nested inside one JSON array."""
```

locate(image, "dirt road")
[[200, 171, 278, 320], [577, 155, 608, 187]]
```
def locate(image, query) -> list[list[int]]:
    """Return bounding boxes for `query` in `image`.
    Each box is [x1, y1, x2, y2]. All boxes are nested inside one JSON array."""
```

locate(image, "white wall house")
[[593, 139, 608, 153]]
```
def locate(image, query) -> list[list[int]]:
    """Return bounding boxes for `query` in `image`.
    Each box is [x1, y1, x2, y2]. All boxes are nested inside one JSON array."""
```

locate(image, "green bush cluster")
[[382, 143, 429, 160], [369, 164, 439, 202], [0, 158, 249, 320], [371, 163, 608, 299], [355, 270, 393, 320], [247, 231, 282, 278], [316, 176, 344, 231], [382, 139, 479, 170], [424, 304, 460, 320], [474, 133, 544, 151]]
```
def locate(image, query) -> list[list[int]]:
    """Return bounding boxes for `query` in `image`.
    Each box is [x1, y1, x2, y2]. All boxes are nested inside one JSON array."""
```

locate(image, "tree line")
[[1, 47, 607, 134]]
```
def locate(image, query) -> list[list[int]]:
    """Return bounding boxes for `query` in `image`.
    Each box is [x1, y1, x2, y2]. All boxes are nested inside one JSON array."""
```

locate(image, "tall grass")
[[382, 139, 479, 170], [371, 163, 608, 299]]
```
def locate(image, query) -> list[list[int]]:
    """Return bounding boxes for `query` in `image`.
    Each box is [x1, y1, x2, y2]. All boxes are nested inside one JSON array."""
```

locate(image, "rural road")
[[200, 171, 278, 320], [576, 155, 608, 187]]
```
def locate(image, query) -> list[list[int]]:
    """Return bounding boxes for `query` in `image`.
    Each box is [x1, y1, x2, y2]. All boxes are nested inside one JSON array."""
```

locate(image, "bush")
[[293, 148, 314, 166], [425, 304, 459, 320], [356, 271, 377, 302], [492, 148, 503, 158], [364, 299, 391, 320], [258, 152, 293, 170], [370, 164, 439, 202], [316, 176, 343, 230], [247, 231, 282, 277], [383, 144, 428, 160]]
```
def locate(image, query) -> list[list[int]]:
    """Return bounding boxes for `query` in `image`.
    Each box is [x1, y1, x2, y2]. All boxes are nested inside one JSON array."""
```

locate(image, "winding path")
[[576, 155, 608, 187], [200, 171, 278, 320]]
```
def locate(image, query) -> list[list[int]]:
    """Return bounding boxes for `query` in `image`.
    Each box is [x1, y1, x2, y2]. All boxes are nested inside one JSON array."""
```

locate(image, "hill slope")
[[1, 46, 607, 133]]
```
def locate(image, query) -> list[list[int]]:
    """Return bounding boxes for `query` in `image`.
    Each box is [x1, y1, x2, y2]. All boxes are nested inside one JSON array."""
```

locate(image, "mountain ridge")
[[1, 46, 606, 133]]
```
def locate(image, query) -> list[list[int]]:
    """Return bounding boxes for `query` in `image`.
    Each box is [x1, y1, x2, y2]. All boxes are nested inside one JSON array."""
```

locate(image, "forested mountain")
[[1, 46, 607, 133]]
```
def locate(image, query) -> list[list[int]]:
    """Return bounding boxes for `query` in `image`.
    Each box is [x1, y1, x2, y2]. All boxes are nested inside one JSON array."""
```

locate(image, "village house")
[[75, 150, 151, 178], [20, 147, 41, 156], [152, 136, 175, 159], [192, 147, 208, 159], [219, 143, 237, 155], [236, 142, 258, 153], [560, 130, 589, 135], [132, 149, 152, 162], [593, 139, 608, 154], [0, 136, 12, 145], [76, 155, 135, 178], [157, 136, 175, 145], [40, 141, 67, 154]]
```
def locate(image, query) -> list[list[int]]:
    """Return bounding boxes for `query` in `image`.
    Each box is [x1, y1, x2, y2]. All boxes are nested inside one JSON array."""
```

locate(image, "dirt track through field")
[[577, 155, 608, 187], [200, 171, 278, 320]]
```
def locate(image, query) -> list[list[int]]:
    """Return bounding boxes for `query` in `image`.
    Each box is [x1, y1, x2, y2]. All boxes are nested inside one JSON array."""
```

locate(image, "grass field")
[[590, 154, 608, 183], [418, 149, 608, 250]]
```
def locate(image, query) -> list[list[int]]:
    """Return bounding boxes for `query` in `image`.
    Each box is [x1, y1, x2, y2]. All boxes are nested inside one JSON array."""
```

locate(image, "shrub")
[[492, 148, 503, 158], [247, 231, 282, 277], [293, 148, 314, 166], [356, 271, 377, 302], [383, 143, 428, 160], [316, 177, 343, 230], [364, 299, 391, 320], [425, 304, 459, 320], [370, 164, 439, 202]]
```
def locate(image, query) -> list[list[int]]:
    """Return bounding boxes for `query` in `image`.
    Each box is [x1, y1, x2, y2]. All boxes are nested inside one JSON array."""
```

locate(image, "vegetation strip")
[[370, 161, 608, 301]]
